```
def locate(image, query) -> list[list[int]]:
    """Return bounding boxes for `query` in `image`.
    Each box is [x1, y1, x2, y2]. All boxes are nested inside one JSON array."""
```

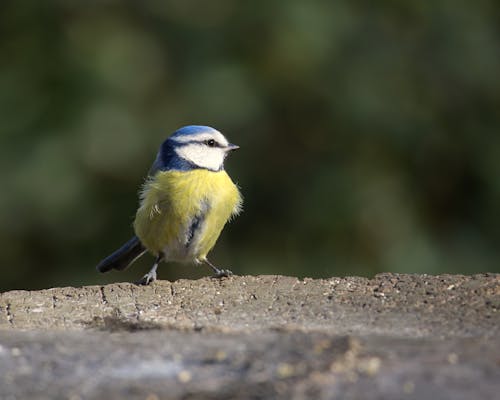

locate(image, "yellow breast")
[[133, 169, 242, 261]]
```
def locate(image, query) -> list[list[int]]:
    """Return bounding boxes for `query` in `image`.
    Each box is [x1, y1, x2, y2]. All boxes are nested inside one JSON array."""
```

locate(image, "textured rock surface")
[[0, 274, 499, 399]]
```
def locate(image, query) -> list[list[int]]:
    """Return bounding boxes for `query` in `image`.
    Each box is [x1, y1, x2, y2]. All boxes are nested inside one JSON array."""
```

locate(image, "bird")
[[96, 125, 243, 285]]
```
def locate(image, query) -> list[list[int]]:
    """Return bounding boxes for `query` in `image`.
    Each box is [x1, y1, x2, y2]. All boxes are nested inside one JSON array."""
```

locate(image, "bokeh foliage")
[[1, 1, 499, 290]]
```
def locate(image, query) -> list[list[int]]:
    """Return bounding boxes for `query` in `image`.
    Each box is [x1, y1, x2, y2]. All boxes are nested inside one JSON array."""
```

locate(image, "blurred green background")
[[1, 1, 499, 291]]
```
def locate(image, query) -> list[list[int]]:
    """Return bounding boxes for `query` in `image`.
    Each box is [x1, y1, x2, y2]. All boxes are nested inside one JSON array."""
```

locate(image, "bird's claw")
[[212, 268, 233, 278], [136, 271, 157, 285]]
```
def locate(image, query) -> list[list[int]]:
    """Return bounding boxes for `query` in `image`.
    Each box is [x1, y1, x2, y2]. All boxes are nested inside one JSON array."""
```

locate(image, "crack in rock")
[[5, 303, 13, 326]]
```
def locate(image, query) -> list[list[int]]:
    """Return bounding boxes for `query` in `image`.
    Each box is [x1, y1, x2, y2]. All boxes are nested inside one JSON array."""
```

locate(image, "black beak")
[[226, 143, 240, 152]]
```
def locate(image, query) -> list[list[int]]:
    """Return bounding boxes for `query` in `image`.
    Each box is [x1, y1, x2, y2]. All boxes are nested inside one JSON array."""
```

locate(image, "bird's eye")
[[206, 139, 216, 147]]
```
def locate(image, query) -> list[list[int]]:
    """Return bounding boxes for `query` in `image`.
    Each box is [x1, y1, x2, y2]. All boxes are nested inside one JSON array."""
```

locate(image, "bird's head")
[[156, 126, 239, 172]]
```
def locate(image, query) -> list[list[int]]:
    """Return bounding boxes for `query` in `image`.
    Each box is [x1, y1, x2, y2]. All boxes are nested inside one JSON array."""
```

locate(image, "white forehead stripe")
[[172, 131, 229, 146]]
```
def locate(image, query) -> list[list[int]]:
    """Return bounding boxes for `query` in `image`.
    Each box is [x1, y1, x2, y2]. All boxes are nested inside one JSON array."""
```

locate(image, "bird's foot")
[[136, 270, 157, 285], [212, 268, 233, 279], [204, 259, 233, 279]]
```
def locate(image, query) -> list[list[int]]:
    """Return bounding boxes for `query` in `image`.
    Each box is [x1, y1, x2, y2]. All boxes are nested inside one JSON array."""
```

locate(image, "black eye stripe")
[[175, 138, 223, 147], [204, 139, 220, 147]]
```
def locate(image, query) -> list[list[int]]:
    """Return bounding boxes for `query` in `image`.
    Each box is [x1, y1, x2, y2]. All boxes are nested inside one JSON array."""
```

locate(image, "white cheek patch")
[[175, 144, 225, 171]]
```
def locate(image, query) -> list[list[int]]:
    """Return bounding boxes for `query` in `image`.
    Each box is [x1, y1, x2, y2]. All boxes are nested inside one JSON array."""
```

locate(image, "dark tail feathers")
[[96, 236, 146, 273]]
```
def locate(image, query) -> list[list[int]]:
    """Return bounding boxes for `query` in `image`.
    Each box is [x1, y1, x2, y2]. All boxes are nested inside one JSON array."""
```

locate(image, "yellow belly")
[[133, 169, 242, 262]]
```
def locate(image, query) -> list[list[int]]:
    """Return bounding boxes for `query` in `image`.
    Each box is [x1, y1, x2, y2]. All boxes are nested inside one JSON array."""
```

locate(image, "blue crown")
[[171, 125, 218, 138]]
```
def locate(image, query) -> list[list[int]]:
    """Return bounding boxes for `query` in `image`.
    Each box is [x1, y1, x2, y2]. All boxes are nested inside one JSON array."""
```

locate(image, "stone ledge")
[[1, 274, 498, 337], [0, 274, 499, 400]]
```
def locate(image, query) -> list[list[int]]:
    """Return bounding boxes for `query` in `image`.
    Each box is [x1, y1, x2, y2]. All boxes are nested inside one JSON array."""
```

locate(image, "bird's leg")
[[204, 259, 233, 278], [136, 253, 164, 285]]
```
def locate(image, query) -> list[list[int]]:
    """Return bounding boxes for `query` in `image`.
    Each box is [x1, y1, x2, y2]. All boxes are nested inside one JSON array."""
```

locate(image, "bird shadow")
[[82, 307, 163, 332]]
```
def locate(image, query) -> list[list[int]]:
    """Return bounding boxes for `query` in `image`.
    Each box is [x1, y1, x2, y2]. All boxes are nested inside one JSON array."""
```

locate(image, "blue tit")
[[96, 125, 243, 285]]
